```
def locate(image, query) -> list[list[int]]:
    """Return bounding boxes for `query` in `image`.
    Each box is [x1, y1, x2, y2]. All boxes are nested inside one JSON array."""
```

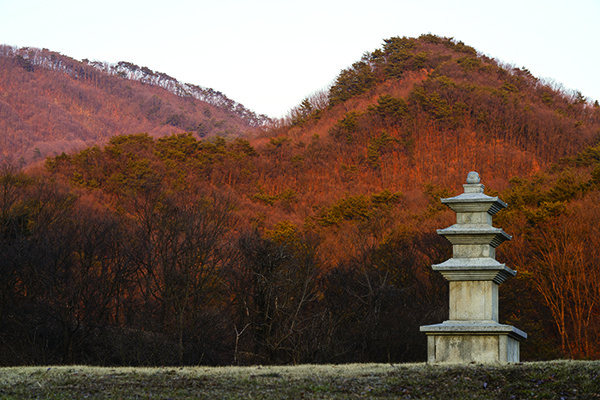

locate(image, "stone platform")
[[421, 321, 526, 363]]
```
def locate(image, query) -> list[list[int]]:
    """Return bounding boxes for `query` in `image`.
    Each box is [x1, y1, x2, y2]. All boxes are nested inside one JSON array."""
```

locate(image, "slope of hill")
[[0, 45, 268, 165], [1, 35, 600, 367]]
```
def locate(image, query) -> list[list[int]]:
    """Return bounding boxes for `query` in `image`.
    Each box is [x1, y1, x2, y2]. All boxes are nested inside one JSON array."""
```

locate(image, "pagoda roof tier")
[[437, 224, 512, 247], [420, 321, 527, 340], [432, 258, 516, 284], [441, 191, 507, 215]]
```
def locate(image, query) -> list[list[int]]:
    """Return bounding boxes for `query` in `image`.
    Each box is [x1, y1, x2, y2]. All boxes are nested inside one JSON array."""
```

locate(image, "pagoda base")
[[420, 322, 527, 364]]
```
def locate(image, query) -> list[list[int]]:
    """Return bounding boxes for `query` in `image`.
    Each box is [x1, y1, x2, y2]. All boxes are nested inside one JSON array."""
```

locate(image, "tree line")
[[0, 154, 447, 365], [2, 130, 600, 365]]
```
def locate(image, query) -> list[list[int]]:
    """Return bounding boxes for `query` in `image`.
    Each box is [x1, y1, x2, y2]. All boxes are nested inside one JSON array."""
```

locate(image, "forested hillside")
[[0, 45, 267, 165], [1, 35, 600, 366]]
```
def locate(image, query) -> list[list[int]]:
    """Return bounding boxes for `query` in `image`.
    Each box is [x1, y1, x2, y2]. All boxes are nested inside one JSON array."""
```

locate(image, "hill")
[[1, 35, 600, 367], [274, 34, 599, 193], [0, 45, 269, 165]]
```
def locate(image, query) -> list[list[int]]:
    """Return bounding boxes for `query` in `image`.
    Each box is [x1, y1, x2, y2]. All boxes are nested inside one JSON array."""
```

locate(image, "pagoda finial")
[[463, 171, 484, 194], [466, 171, 480, 184]]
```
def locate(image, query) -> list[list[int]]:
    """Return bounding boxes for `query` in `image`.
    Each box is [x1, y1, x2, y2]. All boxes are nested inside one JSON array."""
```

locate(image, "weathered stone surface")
[[420, 171, 526, 364], [449, 281, 498, 321], [421, 321, 527, 363], [424, 332, 522, 364]]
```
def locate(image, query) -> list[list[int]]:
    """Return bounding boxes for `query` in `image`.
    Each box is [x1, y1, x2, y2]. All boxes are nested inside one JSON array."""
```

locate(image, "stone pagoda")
[[420, 171, 526, 363]]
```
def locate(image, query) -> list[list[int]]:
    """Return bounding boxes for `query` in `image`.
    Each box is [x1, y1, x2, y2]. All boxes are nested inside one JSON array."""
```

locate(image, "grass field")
[[1, 361, 599, 399]]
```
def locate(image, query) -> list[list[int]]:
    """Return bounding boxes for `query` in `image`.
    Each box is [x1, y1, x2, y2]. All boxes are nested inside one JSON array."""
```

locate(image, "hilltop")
[[1, 35, 600, 367], [274, 34, 599, 192]]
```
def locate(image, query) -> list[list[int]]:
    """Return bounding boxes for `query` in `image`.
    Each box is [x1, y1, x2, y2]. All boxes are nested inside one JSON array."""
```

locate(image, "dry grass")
[[1, 361, 599, 399]]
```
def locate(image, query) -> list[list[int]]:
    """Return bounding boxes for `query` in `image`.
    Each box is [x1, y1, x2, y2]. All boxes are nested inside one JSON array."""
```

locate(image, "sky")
[[0, 0, 598, 119]]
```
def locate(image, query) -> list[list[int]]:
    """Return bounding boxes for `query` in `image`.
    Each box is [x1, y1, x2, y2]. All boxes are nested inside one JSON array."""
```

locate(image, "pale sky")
[[1, 0, 598, 118]]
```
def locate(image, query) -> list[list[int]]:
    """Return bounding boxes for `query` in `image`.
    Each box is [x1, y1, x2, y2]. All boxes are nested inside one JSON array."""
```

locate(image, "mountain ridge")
[[0, 45, 268, 165]]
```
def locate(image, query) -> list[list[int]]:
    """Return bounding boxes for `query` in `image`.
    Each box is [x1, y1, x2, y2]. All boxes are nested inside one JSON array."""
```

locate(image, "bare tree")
[[119, 184, 238, 364], [528, 198, 600, 358], [233, 228, 323, 364]]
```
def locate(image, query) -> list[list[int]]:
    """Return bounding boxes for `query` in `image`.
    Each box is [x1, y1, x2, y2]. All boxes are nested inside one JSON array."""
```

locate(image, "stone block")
[[453, 244, 496, 258], [426, 334, 521, 364], [421, 322, 526, 364], [449, 281, 498, 321]]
